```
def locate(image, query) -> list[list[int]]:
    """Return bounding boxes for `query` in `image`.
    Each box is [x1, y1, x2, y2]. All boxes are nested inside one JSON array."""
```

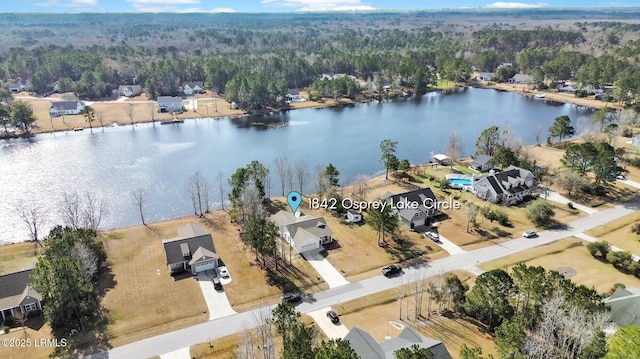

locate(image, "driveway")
[[435, 234, 465, 255], [307, 307, 350, 339], [541, 186, 598, 214], [618, 177, 640, 190], [305, 250, 350, 288], [159, 347, 190, 359], [196, 272, 237, 321]]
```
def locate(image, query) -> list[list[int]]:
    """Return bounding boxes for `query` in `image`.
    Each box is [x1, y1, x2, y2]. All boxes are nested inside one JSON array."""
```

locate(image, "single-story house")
[[117, 85, 143, 97], [509, 74, 533, 84], [472, 165, 535, 205], [469, 154, 493, 172], [345, 326, 452, 359], [49, 100, 85, 117], [385, 188, 441, 230], [477, 72, 494, 81], [0, 269, 42, 322], [157, 96, 184, 113], [9, 80, 31, 93], [603, 286, 640, 328], [346, 210, 362, 223], [182, 82, 205, 96], [271, 211, 333, 253], [287, 89, 304, 102], [162, 223, 219, 275]]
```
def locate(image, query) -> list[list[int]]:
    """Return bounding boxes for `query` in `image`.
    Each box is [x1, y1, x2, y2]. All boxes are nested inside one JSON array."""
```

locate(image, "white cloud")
[[36, 0, 98, 8], [261, 0, 375, 12], [126, 0, 236, 13], [485, 2, 548, 8]]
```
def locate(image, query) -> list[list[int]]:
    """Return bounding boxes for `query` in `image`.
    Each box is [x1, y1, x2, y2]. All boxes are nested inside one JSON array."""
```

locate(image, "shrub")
[[567, 202, 575, 209], [632, 223, 640, 235], [622, 127, 634, 138], [3, 326, 9, 334], [607, 250, 634, 272], [575, 89, 588, 98], [525, 199, 556, 226], [587, 240, 611, 258], [439, 178, 450, 190]]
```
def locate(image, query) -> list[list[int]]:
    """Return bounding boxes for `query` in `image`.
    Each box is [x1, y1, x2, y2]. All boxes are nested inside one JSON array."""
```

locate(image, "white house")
[[117, 85, 143, 97], [162, 223, 219, 276], [157, 96, 184, 113], [346, 210, 362, 223], [271, 211, 333, 253], [182, 82, 205, 96], [49, 100, 85, 117], [472, 166, 535, 205]]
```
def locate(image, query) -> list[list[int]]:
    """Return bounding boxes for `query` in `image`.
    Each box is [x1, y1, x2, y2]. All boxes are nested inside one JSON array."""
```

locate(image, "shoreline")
[[6, 82, 612, 139]]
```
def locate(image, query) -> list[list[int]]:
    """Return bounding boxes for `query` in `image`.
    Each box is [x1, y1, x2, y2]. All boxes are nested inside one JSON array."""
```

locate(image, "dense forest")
[[1, 9, 640, 110]]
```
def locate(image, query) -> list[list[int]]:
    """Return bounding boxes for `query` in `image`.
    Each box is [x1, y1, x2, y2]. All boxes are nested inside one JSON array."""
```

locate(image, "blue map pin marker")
[[287, 191, 302, 214]]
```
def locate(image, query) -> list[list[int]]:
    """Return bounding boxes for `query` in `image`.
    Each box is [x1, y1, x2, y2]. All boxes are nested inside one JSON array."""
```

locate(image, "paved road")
[[98, 199, 640, 359]]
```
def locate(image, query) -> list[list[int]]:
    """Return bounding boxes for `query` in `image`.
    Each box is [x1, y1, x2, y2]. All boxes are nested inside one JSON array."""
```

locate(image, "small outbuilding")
[[346, 210, 362, 223], [469, 154, 493, 172]]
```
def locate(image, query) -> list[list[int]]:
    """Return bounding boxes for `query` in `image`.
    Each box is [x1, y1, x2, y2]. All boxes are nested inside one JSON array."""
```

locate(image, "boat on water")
[[73, 127, 84, 131], [160, 119, 184, 125], [534, 94, 546, 99]]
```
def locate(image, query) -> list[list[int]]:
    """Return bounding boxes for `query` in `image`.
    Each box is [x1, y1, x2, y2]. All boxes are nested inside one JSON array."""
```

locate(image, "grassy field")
[[0, 242, 39, 275], [481, 237, 640, 293], [585, 211, 640, 255], [0, 320, 55, 359]]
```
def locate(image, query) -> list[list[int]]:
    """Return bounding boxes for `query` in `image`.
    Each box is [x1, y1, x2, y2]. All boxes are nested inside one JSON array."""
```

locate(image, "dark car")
[[326, 310, 340, 324], [281, 293, 302, 304], [212, 277, 222, 290], [382, 264, 402, 277]]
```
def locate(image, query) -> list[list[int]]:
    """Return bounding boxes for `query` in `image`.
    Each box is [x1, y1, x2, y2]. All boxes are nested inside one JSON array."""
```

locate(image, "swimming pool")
[[449, 178, 472, 186]]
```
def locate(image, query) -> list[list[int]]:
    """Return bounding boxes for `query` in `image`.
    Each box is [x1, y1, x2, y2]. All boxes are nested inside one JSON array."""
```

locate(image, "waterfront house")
[[117, 85, 143, 97], [0, 269, 42, 322], [385, 187, 441, 230], [182, 82, 205, 96], [469, 154, 493, 172], [472, 165, 535, 205], [344, 327, 453, 359], [271, 211, 333, 253], [157, 96, 184, 113], [509, 74, 533, 84], [162, 223, 219, 275], [49, 100, 85, 117]]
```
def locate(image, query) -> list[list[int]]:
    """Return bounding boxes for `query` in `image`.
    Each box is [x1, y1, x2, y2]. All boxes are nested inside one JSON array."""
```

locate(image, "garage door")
[[194, 262, 216, 273], [412, 218, 426, 228], [299, 242, 318, 253]]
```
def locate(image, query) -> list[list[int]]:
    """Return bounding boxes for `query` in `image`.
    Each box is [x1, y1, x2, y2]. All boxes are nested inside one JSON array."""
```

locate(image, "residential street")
[[94, 199, 640, 359]]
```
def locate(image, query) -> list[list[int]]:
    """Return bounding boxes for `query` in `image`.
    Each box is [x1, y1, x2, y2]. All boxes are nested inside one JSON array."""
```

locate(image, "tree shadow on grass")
[[384, 236, 429, 265]]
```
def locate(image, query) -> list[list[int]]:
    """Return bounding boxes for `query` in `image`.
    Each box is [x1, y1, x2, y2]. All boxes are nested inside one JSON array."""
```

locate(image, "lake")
[[0, 87, 594, 244]]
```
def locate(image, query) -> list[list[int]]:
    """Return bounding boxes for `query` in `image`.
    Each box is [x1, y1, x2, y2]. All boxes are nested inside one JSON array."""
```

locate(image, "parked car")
[[218, 266, 230, 279], [212, 277, 222, 290], [424, 231, 440, 242], [281, 293, 302, 304], [523, 230, 537, 238], [326, 310, 340, 324], [382, 264, 402, 277]]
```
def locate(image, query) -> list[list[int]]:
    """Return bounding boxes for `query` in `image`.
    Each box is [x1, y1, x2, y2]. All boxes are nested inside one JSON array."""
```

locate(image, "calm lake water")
[[0, 87, 594, 244]]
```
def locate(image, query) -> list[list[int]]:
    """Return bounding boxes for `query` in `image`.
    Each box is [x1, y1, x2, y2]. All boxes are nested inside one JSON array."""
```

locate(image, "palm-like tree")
[[10, 101, 36, 137], [82, 105, 96, 130]]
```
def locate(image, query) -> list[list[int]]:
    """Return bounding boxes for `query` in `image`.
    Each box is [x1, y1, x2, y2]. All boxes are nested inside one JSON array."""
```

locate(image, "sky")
[[0, 0, 636, 13]]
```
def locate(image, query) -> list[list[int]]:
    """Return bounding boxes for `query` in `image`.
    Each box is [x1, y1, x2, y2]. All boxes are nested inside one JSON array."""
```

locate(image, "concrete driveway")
[[305, 250, 350, 288], [307, 307, 350, 339], [159, 347, 190, 359], [434, 234, 465, 255], [196, 272, 237, 321], [541, 186, 597, 214]]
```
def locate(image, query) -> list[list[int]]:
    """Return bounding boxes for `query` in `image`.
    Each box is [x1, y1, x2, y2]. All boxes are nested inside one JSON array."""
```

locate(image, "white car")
[[424, 231, 440, 242], [218, 266, 230, 279], [523, 230, 537, 238]]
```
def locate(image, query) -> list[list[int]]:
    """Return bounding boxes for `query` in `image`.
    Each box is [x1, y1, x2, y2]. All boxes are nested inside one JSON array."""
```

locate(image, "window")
[[24, 303, 38, 311]]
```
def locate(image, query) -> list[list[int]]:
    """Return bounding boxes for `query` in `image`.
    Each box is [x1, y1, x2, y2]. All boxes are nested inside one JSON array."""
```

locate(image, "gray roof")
[[0, 269, 40, 310], [50, 100, 81, 111], [157, 96, 183, 104], [162, 224, 216, 265], [183, 82, 204, 89], [604, 287, 640, 327], [345, 327, 452, 359], [471, 154, 492, 167], [511, 74, 533, 83], [118, 85, 142, 93], [344, 327, 386, 359], [386, 188, 438, 221], [476, 166, 533, 196]]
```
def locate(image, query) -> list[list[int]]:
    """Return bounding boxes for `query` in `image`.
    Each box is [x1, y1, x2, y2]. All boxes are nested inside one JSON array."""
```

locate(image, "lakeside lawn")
[[481, 237, 640, 293], [0, 241, 39, 275]]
